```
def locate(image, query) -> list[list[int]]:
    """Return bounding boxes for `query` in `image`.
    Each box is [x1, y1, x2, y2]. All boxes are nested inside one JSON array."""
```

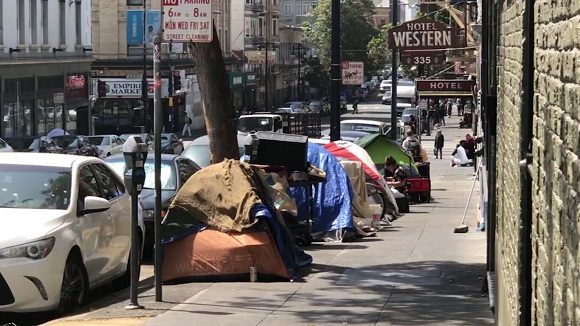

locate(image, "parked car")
[[105, 154, 199, 248], [308, 100, 330, 115], [87, 135, 125, 158], [0, 153, 144, 313], [320, 130, 371, 142], [160, 133, 184, 155], [120, 133, 154, 151], [51, 135, 100, 157], [5, 136, 64, 153], [0, 137, 13, 152], [339, 119, 390, 135], [181, 135, 249, 168], [283, 101, 308, 112]]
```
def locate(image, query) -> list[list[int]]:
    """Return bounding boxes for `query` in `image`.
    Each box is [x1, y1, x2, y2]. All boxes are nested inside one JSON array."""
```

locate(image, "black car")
[[5, 136, 64, 153], [160, 133, 184, 155], [51, 135, 100, 157], [104, 153, 200, 249]]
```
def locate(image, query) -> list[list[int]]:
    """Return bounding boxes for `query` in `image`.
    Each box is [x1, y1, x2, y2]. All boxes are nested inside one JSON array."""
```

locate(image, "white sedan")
[[0, 153, 144, 313], [87, 135, 125, 158], [0, 137, 13, 152]]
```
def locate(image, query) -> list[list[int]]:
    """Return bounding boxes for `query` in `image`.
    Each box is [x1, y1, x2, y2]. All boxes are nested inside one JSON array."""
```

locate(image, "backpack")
[[188, 117, 192, 124], [407, 139, 422, 162]]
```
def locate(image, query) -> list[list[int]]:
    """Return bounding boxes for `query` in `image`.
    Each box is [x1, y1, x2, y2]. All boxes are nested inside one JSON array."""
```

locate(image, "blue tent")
[[289, 142, 355, 235]]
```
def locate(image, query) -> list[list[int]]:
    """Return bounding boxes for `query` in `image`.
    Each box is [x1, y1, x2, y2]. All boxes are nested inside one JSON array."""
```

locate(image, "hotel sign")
[[415, 79, 475, 92], [388, 17, 458, 50]]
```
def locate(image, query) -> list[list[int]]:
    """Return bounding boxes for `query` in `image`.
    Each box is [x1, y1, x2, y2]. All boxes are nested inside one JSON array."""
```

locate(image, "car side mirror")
[[178, 139, 183, 144], [80, 196, 111, 216]]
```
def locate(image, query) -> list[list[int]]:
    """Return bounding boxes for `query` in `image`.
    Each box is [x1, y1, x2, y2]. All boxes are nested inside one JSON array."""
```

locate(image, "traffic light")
[[97, 80, 107, 98], [173, 73, 181, 92]]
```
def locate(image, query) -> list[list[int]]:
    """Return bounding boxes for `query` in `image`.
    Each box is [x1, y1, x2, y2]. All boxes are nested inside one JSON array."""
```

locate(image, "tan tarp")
[[340, 161, 377, 236], [162, 228, 289, 282], [166, 159, 262, 233]]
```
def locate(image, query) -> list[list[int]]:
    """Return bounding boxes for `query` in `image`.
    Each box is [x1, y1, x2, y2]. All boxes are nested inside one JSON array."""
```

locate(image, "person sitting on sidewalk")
[[451, 140, 470, 167], [383, 156, 407, 199]]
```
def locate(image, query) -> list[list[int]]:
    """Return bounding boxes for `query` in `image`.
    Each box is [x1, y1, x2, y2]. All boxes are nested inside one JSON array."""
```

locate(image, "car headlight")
[[0, 238, 56, 260], [143, 209, 154, 219]]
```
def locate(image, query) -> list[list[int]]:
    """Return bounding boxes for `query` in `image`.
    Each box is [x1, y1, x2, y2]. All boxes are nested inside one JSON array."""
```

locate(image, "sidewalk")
[[46, 116, 492, 326]]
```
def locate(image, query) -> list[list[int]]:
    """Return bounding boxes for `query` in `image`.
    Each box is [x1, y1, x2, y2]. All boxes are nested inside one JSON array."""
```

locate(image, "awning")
[[417, 91, 474, 97]]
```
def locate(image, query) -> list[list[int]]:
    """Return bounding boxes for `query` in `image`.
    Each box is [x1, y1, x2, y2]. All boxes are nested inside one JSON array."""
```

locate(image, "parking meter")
[[122, 136, 148, 310]]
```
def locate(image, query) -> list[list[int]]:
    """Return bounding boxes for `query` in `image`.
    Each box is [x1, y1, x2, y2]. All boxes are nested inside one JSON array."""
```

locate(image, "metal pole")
[[125, 190, 144, 309], [168, 42, 174, 133], [152, 34, 163, 302], [141, 0, 148, 133], [329, 0, 341, 142], [265, 44, 269, 110], [297, 46, 301, 101], [390, 0, 398, 141]]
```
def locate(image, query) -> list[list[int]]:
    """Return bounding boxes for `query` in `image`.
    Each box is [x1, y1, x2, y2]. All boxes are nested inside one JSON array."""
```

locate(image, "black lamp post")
[[292, 43, 308, 102]]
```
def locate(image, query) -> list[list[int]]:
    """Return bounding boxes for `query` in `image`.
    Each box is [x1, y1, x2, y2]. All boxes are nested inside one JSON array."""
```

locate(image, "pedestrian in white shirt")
[[451, 140, 470, 167]]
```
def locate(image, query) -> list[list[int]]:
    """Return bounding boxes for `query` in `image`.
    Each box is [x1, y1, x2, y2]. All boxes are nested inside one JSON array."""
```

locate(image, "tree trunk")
[[189, 25, 239, 163]]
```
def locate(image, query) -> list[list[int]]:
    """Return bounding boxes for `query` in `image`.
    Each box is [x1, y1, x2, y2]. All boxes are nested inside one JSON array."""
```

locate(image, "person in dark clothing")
[[434, 129, 444, 159], [352, 98, 359, 114], [384, 156, 407, 198], [465, 134, 476, 159]]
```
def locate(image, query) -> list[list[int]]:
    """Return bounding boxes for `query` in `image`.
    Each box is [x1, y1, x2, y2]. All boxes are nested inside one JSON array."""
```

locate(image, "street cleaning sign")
[[388, 17, 458, 50], [162, 0, 213, 43], [341, 61, 364, 85]]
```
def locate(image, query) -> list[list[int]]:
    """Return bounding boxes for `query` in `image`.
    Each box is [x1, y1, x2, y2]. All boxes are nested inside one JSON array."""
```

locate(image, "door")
[[75, 165, 114, 284], [91, 163, 130, 279]]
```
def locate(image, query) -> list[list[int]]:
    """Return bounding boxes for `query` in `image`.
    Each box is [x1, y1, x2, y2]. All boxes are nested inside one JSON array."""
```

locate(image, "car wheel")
[[58, 253, 88, 314], [106, 152, 111, 157]]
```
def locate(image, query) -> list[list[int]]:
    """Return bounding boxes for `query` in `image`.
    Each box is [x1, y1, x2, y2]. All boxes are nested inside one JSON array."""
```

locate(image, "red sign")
[[416, 79, 475, 92], [64, 75, 87, 100], [388, 17, 458, 50]]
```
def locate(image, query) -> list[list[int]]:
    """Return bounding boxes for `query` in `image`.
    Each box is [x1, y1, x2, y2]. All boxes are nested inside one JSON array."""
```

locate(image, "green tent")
[[355, 134, 418, 173]]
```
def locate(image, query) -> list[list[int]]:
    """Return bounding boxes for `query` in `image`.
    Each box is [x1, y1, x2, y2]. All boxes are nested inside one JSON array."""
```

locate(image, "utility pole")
[[141, 1, 148, 133], [152, 34, 162, 302], [265, 45, 269, 110], [168, 41, 174, 133], [292, 43, 305, 101], [390, 0, 398, 140], [329, 0, 341, 141]]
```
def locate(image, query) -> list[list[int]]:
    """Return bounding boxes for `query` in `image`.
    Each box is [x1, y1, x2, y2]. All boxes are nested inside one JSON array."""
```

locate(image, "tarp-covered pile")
[[162, 159, 312, 283]]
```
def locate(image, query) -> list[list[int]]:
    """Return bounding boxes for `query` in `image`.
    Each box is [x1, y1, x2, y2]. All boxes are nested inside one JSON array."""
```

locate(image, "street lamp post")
[[141, 0, 148, 133], [292, 43, 308, 102], [258, 41, 277, 110]]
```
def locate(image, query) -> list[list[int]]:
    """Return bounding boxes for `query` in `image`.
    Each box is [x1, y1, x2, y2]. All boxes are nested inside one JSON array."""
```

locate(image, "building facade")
[[0, 0, 93, 139], [480, 0, 580, 323], [280, 0, 318, 26], [230, 0, 282, 110]]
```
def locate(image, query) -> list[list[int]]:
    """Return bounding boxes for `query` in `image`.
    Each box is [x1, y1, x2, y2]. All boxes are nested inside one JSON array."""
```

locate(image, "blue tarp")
[[289, 143, 355, 233], [252, 205, 313, 280]]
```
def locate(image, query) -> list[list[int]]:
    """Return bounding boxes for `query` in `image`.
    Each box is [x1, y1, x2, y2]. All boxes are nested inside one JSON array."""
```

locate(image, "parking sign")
[[162, 0, 213, 43], [341, 61, 364, 85]]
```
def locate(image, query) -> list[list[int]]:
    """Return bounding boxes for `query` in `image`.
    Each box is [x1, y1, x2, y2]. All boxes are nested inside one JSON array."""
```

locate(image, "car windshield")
[[52, 136, 78, 149], [341, 123, 381, 133], [87, 136, 110, 146], [285, 102, 302, 109], [106, 159, 177, 190], [183, 144, 245, 168], [0, 165, 71, 209], [238, 117, 273, 132]]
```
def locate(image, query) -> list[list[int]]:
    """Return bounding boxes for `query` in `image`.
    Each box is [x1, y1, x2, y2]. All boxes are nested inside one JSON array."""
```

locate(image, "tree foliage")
[[303, 0, 380, 78], [367, 23, 392, 74]]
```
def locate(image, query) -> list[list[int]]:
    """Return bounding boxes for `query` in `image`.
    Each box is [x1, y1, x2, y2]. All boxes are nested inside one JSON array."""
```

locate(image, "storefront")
[[0, 59, 92, 139], [92, 78, 170, 135]]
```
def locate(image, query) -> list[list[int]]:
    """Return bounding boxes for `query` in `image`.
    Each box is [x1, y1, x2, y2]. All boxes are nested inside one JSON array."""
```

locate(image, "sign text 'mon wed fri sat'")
[[162, 0, 213, 43], [388, 17, 458, 50]]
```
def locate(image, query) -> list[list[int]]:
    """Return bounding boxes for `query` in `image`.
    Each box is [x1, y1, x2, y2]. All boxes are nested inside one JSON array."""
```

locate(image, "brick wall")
[[532, 0, 580, 324], [495, 0, 525, 324], [495, 0, 580, 323]]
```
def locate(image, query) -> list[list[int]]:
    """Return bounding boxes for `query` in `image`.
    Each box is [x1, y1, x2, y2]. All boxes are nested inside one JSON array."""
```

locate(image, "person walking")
[[352, 98, 359, 114], [181, 114, 192, 137], [434, 129, 444, 159]]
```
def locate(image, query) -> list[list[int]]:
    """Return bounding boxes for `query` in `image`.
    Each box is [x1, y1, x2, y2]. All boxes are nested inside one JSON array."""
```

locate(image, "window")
[[77, 166, 102, 212], [92, 164, 123, 201], [75, 0, 81, 45], [18, 0, 25, 44], [30, 0, 37, 44], [284, 3, 292, 15], [42, 0, 48, 44], [127, 0, 143, 5], [177, 159, 197, 185], [59, 0, 65, 45], [272, 19, 277, 36]]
